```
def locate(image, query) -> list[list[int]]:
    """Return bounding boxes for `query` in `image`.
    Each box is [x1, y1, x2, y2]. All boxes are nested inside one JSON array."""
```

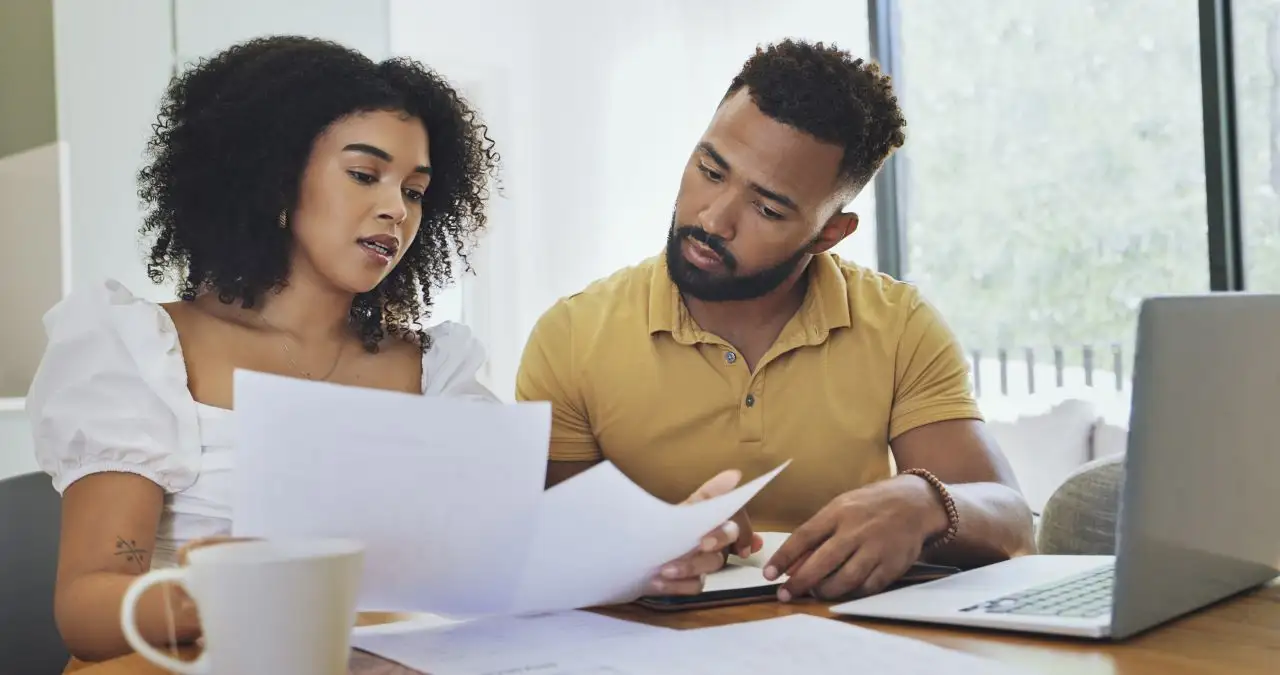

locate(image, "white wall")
[[390, 0, 874, 400], [53, 0, 176, 303], [173, 0, 389, 64]]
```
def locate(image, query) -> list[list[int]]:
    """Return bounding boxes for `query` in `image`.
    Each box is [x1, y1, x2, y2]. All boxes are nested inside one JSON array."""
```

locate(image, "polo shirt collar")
[[648, 252, 852, 346]]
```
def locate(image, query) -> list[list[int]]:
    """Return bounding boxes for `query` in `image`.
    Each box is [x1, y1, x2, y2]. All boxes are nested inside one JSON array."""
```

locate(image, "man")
[[516, 39, 1035, 602]]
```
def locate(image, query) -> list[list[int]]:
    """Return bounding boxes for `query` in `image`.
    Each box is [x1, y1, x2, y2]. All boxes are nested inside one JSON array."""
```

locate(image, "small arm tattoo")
[[115, 536, 149, 573]]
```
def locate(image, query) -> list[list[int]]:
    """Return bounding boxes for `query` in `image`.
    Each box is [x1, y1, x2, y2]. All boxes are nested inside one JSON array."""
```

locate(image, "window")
[[893, 1, 1210, 411], [1236, 0, 1280, 288]]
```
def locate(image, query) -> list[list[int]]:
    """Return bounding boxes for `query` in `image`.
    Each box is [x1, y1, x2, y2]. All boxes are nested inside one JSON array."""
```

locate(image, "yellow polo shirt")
[[515, 252, 983, 531]]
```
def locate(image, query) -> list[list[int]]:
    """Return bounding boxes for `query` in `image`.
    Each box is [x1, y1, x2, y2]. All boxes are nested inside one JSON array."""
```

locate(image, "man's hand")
[[642, 469, 748, 596], [729, 510, 765, 559], [764, 474, 949, 601]]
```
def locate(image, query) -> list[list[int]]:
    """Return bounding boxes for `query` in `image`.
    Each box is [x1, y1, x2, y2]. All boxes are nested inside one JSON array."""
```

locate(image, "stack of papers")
[[230, 370, 788, 618], [352, 611, 1033, 675]]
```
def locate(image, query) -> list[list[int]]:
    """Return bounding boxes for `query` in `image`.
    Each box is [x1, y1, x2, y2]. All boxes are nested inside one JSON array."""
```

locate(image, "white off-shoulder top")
[[25, 280, 499, 567]]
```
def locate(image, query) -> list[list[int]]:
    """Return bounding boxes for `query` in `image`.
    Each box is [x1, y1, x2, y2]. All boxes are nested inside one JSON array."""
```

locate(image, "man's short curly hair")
[[725, 38, 905, 193], [137, 35, 499, 353]]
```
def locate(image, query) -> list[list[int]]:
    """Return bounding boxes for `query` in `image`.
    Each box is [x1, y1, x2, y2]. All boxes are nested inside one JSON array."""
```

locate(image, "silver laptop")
[[832, 294, 1280, 639]]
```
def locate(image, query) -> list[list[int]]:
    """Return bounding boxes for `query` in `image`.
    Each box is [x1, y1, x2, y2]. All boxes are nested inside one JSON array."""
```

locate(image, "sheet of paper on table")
[[352, 610, 671, 675], [355, 612, 1032, 675], [231, 370, 788, 619]]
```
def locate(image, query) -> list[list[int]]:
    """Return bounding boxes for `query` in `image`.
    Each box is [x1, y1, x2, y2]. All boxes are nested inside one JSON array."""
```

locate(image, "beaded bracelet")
[[900, 468, 959, 549]]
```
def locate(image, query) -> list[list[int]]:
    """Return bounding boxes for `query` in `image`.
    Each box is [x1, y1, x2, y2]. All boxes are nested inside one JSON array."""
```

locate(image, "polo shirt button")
[[745, 393, 755, 407], [725, 351, 737, 364]]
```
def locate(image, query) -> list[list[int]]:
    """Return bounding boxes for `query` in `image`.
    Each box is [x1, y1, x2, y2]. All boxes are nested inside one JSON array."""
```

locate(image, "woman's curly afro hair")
[[138, 35, 499, 353]]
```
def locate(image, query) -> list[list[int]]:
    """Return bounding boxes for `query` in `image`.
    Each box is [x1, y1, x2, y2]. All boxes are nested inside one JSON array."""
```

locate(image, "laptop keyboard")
[[961, 565, 1115, 619]]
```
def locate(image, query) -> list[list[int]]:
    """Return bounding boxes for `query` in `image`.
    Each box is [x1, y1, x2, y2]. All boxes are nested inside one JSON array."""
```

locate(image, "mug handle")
[[120, 567, 208, 675]]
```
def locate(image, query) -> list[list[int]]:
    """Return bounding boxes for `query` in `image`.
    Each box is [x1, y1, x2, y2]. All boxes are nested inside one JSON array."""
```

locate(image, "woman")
[[27, 36, 743, 663]]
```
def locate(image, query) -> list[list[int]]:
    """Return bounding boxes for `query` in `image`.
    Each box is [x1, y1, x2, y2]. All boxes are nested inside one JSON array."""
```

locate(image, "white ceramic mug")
[[120, 538, 373, 675]]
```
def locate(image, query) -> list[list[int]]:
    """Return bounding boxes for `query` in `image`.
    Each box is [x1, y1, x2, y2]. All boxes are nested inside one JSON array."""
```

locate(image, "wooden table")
[[75, 579, 1280, 675]]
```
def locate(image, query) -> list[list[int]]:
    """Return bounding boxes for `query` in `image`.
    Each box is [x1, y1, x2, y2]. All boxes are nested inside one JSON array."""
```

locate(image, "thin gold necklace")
[[257, 314, 346, 381]]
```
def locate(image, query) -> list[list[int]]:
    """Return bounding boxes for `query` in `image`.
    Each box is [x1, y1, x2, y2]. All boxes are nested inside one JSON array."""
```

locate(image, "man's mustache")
[[674, 225, 737, 271]]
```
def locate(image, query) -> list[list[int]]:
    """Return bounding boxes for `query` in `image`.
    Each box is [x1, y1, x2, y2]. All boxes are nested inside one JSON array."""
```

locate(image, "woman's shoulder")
[[42, 279, 181, 349], [28, 279, 201, 494]]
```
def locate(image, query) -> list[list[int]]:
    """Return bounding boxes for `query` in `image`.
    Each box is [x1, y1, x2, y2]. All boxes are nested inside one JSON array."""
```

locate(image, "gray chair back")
[[0, 471, 68, 673]]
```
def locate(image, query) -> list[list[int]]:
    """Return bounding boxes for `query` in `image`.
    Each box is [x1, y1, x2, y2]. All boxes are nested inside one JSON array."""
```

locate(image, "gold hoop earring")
[[278, 210, 288, 229]]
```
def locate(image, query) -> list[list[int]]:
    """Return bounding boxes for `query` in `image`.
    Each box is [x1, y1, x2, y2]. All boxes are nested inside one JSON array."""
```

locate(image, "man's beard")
[[665, 217, 813, 302]]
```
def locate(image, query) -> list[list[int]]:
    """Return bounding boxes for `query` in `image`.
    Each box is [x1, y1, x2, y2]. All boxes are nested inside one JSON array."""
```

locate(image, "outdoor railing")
[[968, 345, 1129, 398]]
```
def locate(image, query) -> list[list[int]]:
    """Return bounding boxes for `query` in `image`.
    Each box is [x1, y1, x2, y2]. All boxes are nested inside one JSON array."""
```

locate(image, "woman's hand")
[[641, 470, 755, 596]]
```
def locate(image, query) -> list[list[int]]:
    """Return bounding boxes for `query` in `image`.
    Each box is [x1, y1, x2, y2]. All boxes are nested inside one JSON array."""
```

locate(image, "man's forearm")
[[910, 477, 1036, 568]]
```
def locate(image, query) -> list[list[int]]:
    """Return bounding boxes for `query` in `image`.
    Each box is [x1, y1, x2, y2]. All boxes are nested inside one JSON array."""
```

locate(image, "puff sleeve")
[[420, 321, 502, 403], [26, 280, 202, 494]]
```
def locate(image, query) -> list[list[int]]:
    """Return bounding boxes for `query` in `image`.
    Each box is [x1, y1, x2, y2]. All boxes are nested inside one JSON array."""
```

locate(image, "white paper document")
[[231, 370, 552, 616], [511, 461, 789, 614], [231, 370, 788, 619], [351, 611, 670, 675]]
